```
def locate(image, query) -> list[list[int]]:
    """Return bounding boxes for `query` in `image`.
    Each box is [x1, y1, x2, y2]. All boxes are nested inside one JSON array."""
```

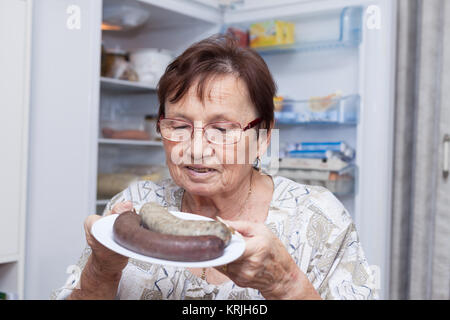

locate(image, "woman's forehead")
[[165, 76, 255, 120]]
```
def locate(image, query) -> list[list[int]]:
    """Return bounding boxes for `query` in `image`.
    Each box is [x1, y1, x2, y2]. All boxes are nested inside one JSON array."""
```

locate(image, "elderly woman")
[[52, 35, 377, 300]]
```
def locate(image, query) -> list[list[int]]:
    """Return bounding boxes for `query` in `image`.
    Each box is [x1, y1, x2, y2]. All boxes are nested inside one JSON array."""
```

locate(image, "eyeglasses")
[[158, 117, 262, 145]]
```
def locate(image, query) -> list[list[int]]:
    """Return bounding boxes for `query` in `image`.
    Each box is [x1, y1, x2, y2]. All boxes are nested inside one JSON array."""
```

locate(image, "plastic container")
[[278, 165, 356, 196], [287, 141, 355, 161], [275, 94, 360, 125], [129, 49, 174, 87]]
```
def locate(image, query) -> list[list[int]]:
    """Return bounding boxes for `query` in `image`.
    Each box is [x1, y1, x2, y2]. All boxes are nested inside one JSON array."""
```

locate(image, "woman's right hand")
[[68, 201, 133, 300], [83, 201, 133, 276]]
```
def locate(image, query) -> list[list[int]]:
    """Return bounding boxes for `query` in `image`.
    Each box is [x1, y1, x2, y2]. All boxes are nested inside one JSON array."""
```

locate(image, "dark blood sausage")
[[112, 211, 225, 262]]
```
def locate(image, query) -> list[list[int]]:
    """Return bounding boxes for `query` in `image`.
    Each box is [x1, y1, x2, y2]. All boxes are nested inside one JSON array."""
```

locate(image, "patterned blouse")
[[51, 176, 378, 300]]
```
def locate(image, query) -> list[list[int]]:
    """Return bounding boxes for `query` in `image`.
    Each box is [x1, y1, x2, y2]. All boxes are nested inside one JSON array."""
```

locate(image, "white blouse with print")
[[51, 176, 379, 300]]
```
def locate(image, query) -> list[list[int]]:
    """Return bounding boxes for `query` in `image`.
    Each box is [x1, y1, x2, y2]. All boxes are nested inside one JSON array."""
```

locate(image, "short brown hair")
[[157, 34, 276, 131]]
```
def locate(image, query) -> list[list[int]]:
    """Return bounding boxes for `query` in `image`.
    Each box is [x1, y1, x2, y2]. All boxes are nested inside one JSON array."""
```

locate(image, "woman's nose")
[[189, 122, 213, 162]]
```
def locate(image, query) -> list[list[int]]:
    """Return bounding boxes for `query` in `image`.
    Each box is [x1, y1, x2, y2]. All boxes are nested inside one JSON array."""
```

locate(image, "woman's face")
[[162, 75, 262, 197]]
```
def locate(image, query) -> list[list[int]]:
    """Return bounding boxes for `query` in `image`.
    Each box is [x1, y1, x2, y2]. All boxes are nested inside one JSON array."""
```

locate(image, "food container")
[[101, 47, 138, 81], [277, 165, 356, 197], [97, 173, 139, 198], [129, 48, 175, 87], [250, 20, 295, 48], [273, 96, 284, 111], [226, 27, 249, 47], [274, 94, 360, 125]]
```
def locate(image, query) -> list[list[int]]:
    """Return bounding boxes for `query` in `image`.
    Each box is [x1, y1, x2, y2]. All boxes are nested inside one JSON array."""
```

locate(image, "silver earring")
[[253, 156, 262, 172]]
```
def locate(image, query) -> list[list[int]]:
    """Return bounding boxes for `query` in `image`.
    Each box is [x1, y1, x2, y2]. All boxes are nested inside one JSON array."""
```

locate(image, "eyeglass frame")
[[157, 116, 263, 145]]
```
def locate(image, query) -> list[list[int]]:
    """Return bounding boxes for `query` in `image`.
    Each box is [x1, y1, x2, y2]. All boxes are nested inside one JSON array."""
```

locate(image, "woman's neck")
[[182, 169, 263, 221]]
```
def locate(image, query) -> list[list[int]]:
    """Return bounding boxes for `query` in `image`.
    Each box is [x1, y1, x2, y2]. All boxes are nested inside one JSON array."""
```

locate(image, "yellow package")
[[273, 96, 284, 111], [250, 20, 295, 48]]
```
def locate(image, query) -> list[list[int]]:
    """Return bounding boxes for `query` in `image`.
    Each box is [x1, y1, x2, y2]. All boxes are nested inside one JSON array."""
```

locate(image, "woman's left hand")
[[215, 220, 321, 300]]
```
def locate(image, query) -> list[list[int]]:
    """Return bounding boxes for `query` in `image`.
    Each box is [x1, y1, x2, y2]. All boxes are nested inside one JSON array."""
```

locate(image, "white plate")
[[91, 211, 246, 268]]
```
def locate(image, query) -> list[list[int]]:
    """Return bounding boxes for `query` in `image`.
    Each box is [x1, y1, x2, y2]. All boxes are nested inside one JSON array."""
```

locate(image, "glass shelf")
[[98, 138, 163, 146], [100, 77, 156, 93], [275, 94, 360, 125], [223, 6, 363, 55]]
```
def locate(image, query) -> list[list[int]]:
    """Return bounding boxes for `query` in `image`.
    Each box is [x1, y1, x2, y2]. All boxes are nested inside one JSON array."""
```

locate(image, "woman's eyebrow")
[[167, 112, 237, 123], [166, 112, 192, 121], [207, 113, 236, 122]]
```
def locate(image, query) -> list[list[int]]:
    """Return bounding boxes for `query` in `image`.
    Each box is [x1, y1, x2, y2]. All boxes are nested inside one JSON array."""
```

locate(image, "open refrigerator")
[[95, 0, 396, 299], [23, 0, 396, 299]]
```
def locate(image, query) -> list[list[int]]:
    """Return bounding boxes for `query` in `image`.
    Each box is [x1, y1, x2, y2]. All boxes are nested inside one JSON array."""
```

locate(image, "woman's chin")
[[181, 176, 221, 196], [182, 181, 219, 196]]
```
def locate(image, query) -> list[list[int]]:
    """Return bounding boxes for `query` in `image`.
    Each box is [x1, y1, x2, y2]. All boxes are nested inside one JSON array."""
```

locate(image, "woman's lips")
[[184, 165, 218, 177]]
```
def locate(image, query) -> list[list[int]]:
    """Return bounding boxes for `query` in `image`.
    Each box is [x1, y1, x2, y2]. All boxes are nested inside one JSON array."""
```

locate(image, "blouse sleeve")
[[300, 188, 379, 300], [311, 222, 380, 300]]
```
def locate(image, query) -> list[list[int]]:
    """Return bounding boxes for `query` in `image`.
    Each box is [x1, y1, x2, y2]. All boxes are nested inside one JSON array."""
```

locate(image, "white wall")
[[26, 0, 102, 299], [0, 0, 32, 299]]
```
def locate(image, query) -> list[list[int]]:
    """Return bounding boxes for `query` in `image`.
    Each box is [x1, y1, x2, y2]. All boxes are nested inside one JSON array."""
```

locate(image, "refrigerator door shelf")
[[223, 6, 363, 55], [277, 164, 357, 197], [253, 38, 359, 55], [275, 94, 360, 125], [275, 157, 349, 172]]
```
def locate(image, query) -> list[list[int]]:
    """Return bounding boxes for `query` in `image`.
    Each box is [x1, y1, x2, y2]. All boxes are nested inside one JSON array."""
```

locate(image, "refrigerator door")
[[224, 0, 397, 299], [26, 0, 102, 299]]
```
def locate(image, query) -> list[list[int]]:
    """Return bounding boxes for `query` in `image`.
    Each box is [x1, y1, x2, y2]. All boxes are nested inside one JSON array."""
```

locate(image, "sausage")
[[102, 128, 150, 140], [113, 210, 225, 261], [140, 202, 232, 245]]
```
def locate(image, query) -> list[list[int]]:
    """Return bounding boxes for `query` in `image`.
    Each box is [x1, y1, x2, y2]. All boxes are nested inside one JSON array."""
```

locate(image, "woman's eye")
[[213, 127, 227, 132], [173, 126, 189, 130]]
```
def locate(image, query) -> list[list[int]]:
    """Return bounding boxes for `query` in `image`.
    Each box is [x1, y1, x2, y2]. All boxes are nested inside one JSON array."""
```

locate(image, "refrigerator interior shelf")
[[100, 77, 157, 93], [98, 138, 163, 146], [278, 164, 357, 197], [275, 94, 360, 125]]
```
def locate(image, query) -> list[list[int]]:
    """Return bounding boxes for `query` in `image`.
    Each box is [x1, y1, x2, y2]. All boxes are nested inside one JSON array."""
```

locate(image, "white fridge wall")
[[26, 0, 102, 299]]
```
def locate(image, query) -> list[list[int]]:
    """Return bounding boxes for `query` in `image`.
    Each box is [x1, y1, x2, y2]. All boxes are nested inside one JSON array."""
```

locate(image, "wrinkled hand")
[[215, 220, 320, 300], [84, 201, 133, 277]]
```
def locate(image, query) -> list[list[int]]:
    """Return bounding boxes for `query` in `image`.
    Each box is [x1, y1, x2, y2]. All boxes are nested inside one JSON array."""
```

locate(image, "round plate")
[[91, 211, 246, 268]]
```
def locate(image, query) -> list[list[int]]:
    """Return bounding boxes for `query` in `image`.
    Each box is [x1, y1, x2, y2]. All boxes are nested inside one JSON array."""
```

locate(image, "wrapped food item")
[[97, 173, 139, 198], [102, 128, 150, 140], [101, 47, 139, 81], [290, 141, 355, 161], [250, 20, 295, 48], [308, 91, 342, 112], [273, 96, 284, 111], [226, 27, 249, 47], [117, 164, 170, 182]]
